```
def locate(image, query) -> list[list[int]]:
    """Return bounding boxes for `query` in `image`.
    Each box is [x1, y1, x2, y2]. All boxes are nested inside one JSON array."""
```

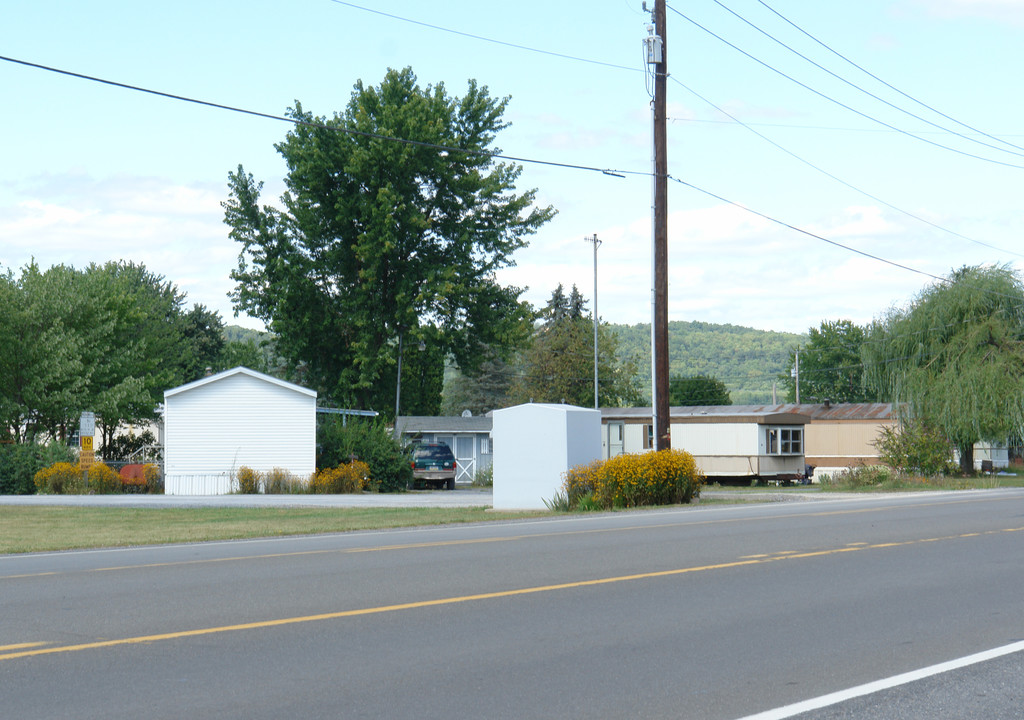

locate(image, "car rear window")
[[413, 444, 453, 461]]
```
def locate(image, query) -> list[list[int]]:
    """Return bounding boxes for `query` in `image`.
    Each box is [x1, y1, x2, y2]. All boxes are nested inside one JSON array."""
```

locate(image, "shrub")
[[819, 465, 895, 489], [318, 417, 411, 493], [1, 441, 76, 495], [558, 449, 704, 510], [264, 467, 292, 494], [34, 462, 84, 494], [473, 464, 494, 487], [874, 421, 955, 476], [85, 462, 122, 494], [143, 464, 164, 494], [236, 466, 262, 494], [311, 460, 371, 494]]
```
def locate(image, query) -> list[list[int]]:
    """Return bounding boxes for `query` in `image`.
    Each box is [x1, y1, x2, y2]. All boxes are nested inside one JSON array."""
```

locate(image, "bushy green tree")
[[224, 67, 554, 417], [873, 421, 954, 476], [863, 264, 1024, 473], [669, 374, 731, 406], [0, 442, 76, 495], [784, 319, 872, 403], [317, 417, 412, 492], [509, 285, 642, 408]]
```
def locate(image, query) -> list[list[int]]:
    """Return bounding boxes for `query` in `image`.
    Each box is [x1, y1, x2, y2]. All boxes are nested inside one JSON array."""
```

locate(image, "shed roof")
[[396, 415, 493, 435], [165, 366, 317, 399]]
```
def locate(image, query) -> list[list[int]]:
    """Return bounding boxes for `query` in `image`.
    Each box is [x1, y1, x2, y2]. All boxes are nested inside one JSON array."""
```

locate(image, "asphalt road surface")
[[2, 490, 1023, 719]]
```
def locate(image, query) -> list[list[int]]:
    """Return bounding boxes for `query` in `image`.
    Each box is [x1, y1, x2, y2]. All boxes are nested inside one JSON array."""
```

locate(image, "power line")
[[707, 0, 1024, 160], [668, 75, 1024, 259], [666, 4, 1024, 170], [326, 0, 643, 74], [2, 55, 1013, 310], [0, 54, 637, 179], [754, 0, 1024, 155]]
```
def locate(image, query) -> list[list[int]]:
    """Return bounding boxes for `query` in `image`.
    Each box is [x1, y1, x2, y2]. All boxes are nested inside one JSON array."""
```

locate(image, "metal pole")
[[393, 331, 404, 438], [586, 234, 602, 409]]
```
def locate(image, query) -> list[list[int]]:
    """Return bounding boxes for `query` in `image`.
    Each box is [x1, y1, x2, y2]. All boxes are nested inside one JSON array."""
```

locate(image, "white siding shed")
[[163, 367, 317, 495]]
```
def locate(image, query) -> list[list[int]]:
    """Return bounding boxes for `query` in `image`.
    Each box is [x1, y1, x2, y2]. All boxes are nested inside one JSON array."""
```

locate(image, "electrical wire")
[[0, 54, 637, 179], [707, 0, 1024, 160], [326, 0, 643, 74], [754, 0, 1024, 155], [668, 75, 1024, 259], [666, 4, 1024, 170]]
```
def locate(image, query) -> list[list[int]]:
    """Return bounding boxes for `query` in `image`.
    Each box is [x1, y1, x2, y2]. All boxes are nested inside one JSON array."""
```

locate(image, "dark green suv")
[[410, 443, 457, 490]]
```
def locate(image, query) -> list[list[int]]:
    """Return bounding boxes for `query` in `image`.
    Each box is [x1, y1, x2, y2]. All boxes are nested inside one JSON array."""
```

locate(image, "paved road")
[[3, 489, 1023, 719]]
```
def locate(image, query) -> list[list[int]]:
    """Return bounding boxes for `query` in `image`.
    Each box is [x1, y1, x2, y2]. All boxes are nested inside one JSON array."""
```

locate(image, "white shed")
[[163, 367, 317, 495], [492, 403, 602, 510]]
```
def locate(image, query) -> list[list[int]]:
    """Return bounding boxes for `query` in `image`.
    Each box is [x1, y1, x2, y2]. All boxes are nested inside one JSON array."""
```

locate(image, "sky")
[[2, 0, 1023, 336]]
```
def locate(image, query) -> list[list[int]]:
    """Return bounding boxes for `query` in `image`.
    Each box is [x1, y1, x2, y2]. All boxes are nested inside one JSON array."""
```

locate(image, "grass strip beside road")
[[0, 506, 553, 554]]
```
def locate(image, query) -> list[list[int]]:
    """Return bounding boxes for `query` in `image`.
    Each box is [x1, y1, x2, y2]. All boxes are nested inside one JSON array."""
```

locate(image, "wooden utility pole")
[[651, 0, 670, 449]]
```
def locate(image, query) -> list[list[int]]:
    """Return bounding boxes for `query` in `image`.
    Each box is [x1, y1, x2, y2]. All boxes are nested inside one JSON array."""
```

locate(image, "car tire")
[[446, 477, 455, 491]]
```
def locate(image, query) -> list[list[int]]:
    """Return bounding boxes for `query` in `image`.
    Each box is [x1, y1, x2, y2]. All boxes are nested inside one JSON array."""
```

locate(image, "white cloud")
[[0, 173, 263, 330]]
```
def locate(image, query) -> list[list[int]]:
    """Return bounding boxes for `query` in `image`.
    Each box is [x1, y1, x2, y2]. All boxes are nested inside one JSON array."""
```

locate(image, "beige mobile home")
[[601, 407, 810, 483]]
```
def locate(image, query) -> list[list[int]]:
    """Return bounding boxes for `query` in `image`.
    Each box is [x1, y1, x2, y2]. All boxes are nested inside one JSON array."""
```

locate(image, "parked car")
[[410, 443, 457, 490]]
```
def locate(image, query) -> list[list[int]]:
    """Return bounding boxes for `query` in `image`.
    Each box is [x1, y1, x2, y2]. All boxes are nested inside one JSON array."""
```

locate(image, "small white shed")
[[492, 403, 601, 510], [163, 367, 317, 495]]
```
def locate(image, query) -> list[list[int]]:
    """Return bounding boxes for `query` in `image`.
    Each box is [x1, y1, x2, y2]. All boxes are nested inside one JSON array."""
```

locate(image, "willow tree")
[[224, 67, 554, 414], [863, 265, 1024, 473]]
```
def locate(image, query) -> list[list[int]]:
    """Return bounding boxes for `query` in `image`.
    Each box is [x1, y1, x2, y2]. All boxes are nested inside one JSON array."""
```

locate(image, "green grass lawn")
[[0, 506, 553, 554]]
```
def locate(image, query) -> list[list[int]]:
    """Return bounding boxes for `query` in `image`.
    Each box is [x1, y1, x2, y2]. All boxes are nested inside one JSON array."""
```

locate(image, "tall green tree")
[[784, 319, 872, 403], [669, 374, 731, 406], [84, 261, 188, 448], [863, 264, 1024, 473], [509, 285, 642, 408], [180, 304, 226, 383], [224, 67, 554, 416], [0, 261, 191, 446]]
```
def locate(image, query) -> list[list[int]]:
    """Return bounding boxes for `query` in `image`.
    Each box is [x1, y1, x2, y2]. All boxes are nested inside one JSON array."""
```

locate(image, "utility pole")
[[793, 350, 801, 404], [646, 0, 670, 450], [585, 234, 602, 410]]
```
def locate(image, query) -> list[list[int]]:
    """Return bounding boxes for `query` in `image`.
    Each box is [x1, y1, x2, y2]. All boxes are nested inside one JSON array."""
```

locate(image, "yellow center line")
[[0, 495, 998, 581], [0, 642, 49, 652], [4, 524, 1022, 663]]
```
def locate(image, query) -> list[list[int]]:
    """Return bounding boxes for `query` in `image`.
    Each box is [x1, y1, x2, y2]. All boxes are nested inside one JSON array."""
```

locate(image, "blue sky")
[[2, 0, 1022, 334]]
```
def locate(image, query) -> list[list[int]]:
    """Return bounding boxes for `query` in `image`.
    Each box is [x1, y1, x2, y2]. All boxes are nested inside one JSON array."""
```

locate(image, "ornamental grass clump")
[[558, 449, 704, 511]]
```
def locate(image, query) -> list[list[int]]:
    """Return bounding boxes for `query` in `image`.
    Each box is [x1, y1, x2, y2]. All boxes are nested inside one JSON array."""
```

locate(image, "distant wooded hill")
[[225, 321, 805, 406], [610, 321, 805, 405]]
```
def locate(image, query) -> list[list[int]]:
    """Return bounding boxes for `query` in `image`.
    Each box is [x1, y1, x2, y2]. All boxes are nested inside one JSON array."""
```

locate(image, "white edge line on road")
[[736, 639, 1024, 720]]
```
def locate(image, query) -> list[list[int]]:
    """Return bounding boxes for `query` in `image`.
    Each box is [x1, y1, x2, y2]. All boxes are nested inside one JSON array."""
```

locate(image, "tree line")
[[0, 261, 270, 451]]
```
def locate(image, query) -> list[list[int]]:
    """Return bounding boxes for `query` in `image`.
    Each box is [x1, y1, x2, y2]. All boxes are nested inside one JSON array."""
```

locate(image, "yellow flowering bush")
[[311, 460, 371, 494], [561, 449, 704, 510], [34, 462, 84, 494], [85, 462, 122, 494], [236, 466, 262, 494], [143, 464, 163, 494]]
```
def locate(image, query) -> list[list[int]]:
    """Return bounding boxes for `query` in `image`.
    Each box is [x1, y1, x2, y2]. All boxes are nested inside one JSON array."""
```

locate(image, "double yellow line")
[[4, 524, 1021, 663]]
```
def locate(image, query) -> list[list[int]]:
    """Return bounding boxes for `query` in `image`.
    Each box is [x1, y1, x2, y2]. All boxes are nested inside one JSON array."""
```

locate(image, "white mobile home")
[[601, 407, 810, 482], [163, 367, 316, 494]]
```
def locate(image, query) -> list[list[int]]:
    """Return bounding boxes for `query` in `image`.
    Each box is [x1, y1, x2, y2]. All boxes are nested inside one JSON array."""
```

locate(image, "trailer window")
[[765, 427, 802, 455]]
